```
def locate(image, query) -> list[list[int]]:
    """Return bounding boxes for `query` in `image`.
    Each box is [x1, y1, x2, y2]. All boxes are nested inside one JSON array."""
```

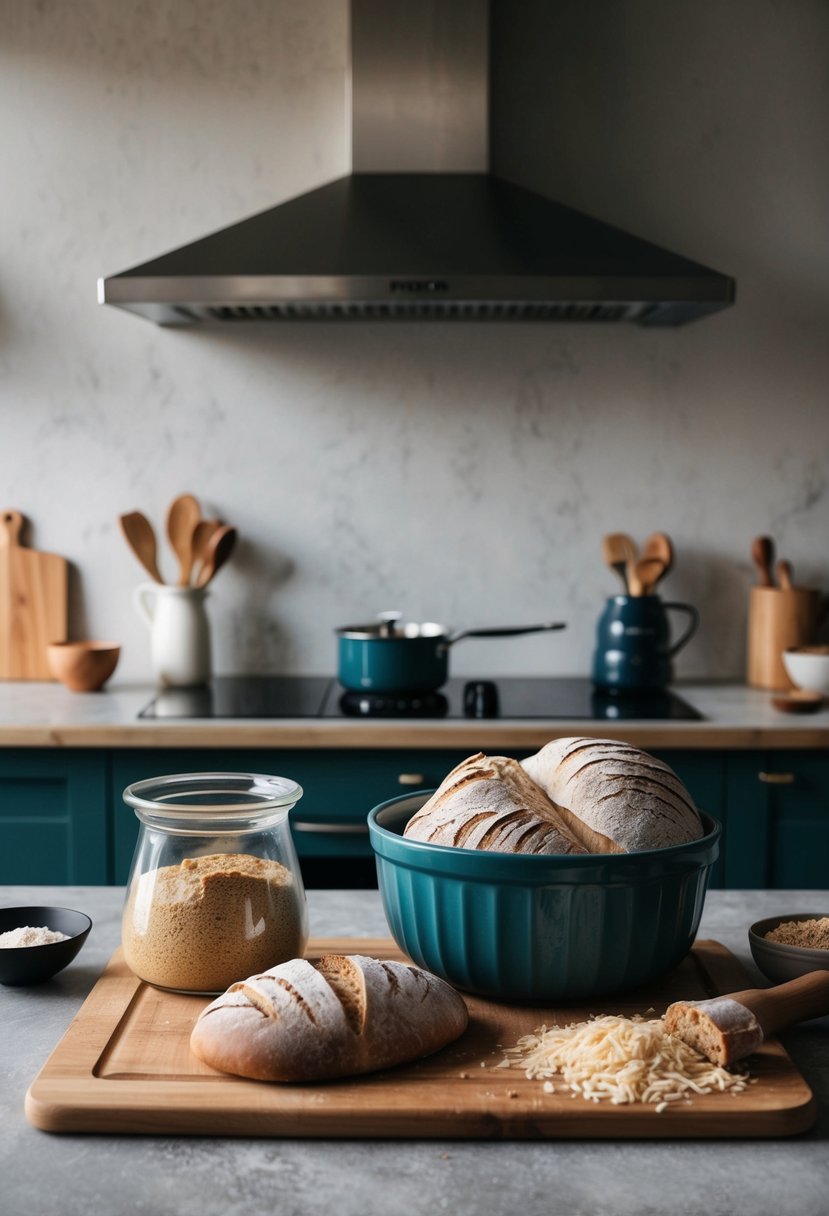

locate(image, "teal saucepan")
[[336, 612, 566, 694], [368, 791, 720, 1002]]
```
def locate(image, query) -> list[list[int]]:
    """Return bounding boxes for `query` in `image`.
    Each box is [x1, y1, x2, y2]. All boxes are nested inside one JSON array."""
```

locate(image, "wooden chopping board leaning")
[[0, 509, 68, 679]]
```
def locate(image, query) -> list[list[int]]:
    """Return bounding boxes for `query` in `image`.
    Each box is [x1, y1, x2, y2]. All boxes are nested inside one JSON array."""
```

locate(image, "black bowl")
[[0, 906, 92, 986]]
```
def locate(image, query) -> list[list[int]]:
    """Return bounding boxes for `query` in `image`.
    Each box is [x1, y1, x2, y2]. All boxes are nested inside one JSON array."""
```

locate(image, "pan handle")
[[446, 621, 567, 647]]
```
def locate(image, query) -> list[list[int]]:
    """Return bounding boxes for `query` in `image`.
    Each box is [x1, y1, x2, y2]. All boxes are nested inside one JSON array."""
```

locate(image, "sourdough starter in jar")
[[122, 852, 305, 993], [121, 773, 309, 994]]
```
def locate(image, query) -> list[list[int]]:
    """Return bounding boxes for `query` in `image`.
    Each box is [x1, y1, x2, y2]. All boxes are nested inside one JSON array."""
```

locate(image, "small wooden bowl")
[[47, 641, 120, 692]]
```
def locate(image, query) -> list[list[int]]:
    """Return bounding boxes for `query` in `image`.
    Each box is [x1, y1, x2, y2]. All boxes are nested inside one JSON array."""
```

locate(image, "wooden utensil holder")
[[747, 586, 819, 689]]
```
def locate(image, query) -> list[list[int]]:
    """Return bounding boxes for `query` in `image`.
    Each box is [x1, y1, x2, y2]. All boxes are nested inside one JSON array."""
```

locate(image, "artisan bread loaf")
[[403, 752, 587, 855], [403, 739, 702, 857], [521, 736, 703, 853], [190, 953, 468, 1082]]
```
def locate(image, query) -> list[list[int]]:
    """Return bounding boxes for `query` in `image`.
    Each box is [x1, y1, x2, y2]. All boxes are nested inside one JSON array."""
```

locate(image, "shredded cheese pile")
[[500, 1013, 751, 1112]]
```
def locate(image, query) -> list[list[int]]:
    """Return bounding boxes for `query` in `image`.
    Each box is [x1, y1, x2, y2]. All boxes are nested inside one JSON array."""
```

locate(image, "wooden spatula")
[[119, 512, 164, 584], [166, 494, 202, 586], [665, 969, 829, 1066], [191, 519, 224, 575], [641, 532, 674, 580], [602, 533, 637, 591], [194, 525, 237, 588], [627, 556, 666, 597], [751, 535, 776, 587], [776, 558, 794, 591]]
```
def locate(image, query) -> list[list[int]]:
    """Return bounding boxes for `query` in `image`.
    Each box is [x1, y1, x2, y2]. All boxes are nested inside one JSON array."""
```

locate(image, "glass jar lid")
[[123, 772, 303, 833]]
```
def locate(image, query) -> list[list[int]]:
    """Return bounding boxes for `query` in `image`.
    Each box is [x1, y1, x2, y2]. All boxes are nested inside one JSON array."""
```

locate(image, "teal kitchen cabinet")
[[110, 748, 475, 887], [735, 750, 829, 890], [653, 751, 727, 888], [0, 745, 825, 888], [0, 749, 109, 884], [111, 748, 731, 888]]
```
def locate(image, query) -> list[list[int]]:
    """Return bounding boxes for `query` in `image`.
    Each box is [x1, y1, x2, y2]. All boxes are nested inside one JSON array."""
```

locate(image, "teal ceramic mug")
[[592, 594, 699, 690]]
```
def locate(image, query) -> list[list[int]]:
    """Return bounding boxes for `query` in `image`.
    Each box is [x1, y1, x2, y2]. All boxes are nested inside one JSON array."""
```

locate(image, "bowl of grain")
[[0, 906, 92, 986], [749, 913, 829, 984]]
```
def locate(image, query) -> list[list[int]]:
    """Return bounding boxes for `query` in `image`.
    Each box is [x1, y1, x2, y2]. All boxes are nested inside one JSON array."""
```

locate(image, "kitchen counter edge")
[[0, 680, 827, 749]]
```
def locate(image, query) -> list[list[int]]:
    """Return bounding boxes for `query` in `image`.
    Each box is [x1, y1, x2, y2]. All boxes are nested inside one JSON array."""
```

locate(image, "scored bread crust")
[[403, 753, 587, 855], [189, 953, 469, 1082], [521, 737, 703, 853]]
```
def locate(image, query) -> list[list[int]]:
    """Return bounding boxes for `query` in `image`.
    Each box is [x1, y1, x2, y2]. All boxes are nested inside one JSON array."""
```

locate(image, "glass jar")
[[121, 772, 308, 994]]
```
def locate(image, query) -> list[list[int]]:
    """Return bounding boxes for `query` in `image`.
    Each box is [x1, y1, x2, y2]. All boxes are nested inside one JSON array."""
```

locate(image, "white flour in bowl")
[[0, 925, 70, 947]]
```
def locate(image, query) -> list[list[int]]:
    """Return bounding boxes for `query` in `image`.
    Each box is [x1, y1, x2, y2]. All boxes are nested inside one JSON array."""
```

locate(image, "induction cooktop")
[[138, 676, 703, 721]]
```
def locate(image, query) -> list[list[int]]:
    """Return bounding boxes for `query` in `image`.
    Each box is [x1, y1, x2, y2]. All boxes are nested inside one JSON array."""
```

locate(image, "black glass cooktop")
[[139, 676, 703, 721]]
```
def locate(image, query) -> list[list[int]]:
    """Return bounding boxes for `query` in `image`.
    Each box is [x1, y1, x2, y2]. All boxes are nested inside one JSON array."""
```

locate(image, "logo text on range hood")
[[98, 0, 735, 327]]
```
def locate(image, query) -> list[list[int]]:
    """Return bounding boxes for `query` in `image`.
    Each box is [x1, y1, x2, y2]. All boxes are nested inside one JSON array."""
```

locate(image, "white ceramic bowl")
[[782, 646, 829, 696]]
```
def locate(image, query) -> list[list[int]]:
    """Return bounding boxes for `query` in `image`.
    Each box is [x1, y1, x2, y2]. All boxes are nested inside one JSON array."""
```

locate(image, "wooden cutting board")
[[25, 937, 816, 1138], [0, 510, 68, 679]]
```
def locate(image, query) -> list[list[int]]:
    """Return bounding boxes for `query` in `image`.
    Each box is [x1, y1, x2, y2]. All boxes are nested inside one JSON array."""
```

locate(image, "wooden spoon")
[[751, 535, 776, 587], [195, 525, 237, 588], [602, 533, 637, 591], [628, 556, 666, 597], [118, 511, 164, 584], [166, 494, 202, 586], [641, 532, 674, 580], [776, 558, 794, 591], [191, 519, 224, 574]]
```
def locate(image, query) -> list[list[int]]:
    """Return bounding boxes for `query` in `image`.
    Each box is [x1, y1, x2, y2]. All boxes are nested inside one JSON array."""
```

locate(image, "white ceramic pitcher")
[[133, 584, 211, 687]]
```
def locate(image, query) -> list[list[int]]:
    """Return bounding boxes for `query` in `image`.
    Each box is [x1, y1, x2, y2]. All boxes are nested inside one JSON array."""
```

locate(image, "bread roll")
[[521, 737, 703, 852], [664, 997, 763, 1067], [190, 953, 468, 1082], [403, 752, 587, 855]]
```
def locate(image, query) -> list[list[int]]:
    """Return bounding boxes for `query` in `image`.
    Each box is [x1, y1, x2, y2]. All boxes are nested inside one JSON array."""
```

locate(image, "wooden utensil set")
[[119, 495, 237, 589], [601, 531, 674, 596], [750, 534, 798, 591], [748, 534, 824, 706]]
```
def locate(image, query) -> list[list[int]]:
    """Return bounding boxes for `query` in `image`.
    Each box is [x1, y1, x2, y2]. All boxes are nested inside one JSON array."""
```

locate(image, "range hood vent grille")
[[204, 301, 637, 323]]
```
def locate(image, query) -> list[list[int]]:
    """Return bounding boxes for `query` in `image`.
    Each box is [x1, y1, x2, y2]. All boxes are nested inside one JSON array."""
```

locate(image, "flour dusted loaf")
[[403, 737, 703, 856], [403, 752, 587, 855], [190, 953, 468, 1082], [521, 737, 703, 852]]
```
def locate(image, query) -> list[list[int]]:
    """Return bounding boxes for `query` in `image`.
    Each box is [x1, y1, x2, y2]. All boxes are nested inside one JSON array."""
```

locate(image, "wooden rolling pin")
[[664, 970, 829, 1066]]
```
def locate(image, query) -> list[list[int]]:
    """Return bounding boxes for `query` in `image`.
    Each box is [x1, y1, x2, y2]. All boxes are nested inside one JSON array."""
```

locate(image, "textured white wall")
[[1, 0, 827, 684]]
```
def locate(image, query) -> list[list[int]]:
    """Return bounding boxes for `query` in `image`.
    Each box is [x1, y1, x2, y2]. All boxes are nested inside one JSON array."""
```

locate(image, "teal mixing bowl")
[[368, 791, 720, 1002]]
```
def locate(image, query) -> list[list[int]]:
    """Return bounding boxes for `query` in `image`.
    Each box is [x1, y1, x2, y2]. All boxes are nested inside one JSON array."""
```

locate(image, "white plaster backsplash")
[[1, 1, 827, 685]]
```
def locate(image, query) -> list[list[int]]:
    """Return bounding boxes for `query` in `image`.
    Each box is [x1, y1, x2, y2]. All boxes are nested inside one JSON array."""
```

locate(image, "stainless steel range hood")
[[98, 0, 735, 327]]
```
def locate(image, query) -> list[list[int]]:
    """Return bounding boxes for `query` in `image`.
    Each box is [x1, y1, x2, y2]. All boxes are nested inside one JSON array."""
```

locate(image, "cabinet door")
[[653, 751, 726, 889], [722, 752, 771, 888], [0, 750, 109, 884], [761, 751, 829, 889]]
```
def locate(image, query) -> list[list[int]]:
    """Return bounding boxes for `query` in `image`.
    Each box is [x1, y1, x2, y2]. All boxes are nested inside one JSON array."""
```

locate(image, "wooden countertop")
[[0, 680, 827, 748]]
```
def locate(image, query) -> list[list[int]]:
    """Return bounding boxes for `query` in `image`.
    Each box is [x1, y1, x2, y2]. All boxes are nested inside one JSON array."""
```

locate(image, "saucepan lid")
[[335, 611, 448, 641]]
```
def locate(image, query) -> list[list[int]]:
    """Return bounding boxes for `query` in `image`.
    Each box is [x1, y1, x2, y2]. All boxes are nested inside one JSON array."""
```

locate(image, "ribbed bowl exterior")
[[368, 792, 721, 1002]]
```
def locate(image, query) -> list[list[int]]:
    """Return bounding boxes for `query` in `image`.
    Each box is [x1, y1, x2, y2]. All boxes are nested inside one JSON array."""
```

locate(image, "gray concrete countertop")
[[0, 680, 828, 749], [1, 886, 828, 1216]]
